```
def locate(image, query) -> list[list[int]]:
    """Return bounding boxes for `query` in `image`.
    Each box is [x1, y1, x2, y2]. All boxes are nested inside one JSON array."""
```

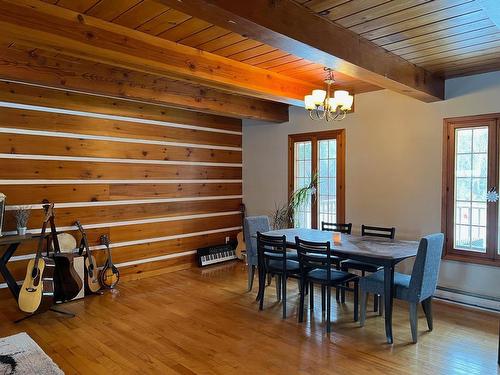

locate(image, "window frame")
[[288, 129, 346, 229], [442, 114, 500, 267]]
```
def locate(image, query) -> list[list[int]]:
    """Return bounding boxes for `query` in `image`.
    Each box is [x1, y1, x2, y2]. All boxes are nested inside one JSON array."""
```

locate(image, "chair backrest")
[[244, 216, 270, 263], [257, 232, 288, 273], [361, 224, 396, 239], [321, 221, 352, 234], [409, 233, 445, 301], [295, 237, 333, 281]]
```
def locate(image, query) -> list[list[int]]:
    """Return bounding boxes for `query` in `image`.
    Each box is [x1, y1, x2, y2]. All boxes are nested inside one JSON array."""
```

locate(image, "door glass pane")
[[454, 127, 487, 252], [294, 141, 312, 228], [318, 139, 337, 226]]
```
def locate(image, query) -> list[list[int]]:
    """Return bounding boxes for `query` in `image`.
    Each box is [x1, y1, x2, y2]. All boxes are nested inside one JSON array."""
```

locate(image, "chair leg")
[[267, 273, 272, 286], [247, 264, 255, 292], [409, 302, 418, 344], [298, 278, 305, 323], [309, 282, 314, 310], [360, 291, 368, 327], [353, 280, 359, 322], [341, 285, 346, 303], [321, 285, 326, 312], [282, 276, 287, 319], [378, 295, 384, 316], [259, 274, 266, 311], [326, 285, 331, 334], [275, 275, 282, 301], [421, 297, 433, 331], [336, 286, 340, 302], [373, 294, 379, 312]]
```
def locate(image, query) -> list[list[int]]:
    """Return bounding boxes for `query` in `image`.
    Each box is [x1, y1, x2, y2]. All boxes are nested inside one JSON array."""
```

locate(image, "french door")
[[288, 129, 345, 229], [443, 114, 500, 266]]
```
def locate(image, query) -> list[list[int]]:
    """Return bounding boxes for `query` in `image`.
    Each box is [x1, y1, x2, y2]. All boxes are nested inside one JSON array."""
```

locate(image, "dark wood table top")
[[263, 228, 420, 261]]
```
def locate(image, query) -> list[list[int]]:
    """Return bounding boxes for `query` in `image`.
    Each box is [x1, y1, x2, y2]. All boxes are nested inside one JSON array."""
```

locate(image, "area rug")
[[0, 332, 63, 375]]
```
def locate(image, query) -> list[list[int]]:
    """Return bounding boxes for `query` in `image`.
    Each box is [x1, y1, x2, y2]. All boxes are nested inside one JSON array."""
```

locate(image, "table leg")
[[0, 243, 21, 299], [383, 264, 395, 344]]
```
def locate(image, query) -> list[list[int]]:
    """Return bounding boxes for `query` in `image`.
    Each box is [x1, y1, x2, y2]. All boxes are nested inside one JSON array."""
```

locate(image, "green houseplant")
[[270, 174, 317, 230]]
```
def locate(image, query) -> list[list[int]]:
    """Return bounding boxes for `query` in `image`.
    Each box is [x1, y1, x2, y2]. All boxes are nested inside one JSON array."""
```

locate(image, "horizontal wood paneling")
[[4, 199, 242, 230], [0, 107, 242, 148], [0, 81, 242, 132], [0, 183, 242, 204], [0, 81, 243, 288], [0, 159, 242, 180], [0, 133, 242, 163]]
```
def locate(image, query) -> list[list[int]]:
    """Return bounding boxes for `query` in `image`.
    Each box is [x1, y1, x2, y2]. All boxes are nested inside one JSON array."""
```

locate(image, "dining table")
[[259, 228, 420, 344]]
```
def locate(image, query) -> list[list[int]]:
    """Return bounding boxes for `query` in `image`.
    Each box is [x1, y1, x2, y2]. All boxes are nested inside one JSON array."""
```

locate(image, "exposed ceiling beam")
[[154, 0, 445, 102], [0, 41, 288, 122], [0, 0, 316, 108]]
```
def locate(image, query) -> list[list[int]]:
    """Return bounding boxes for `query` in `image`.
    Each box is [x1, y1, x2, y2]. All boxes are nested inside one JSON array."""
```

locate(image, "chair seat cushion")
[[360, 270, 413, 301], [267, 259, 300, 273], [307, 268, 358, 284], [341, 259, 382, 273]]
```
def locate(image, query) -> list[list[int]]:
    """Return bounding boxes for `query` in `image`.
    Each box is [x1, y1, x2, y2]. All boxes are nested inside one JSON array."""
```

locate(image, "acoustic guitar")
[[76, 221, 101, 294], [99, 235, 119, 289], [42, 202, 83, 302], [18, 205, 56, 314], [235, 203, 246, 260]]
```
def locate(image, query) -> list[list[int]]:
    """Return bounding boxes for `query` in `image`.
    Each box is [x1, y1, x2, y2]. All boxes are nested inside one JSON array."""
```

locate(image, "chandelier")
[[304, 68, 354, 122]]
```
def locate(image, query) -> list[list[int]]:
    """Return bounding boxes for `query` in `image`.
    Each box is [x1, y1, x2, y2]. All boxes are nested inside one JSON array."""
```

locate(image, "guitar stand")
[[14, 307, 76, 324]]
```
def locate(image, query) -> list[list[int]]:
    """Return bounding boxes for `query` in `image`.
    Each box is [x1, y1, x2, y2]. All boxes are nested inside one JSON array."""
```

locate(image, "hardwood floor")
[[0, 262, 498, 375]]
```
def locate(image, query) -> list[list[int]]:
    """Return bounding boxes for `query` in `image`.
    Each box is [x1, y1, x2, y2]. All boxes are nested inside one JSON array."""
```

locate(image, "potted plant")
[[270, 174, 317, 230], [14, 206, 31, 235]]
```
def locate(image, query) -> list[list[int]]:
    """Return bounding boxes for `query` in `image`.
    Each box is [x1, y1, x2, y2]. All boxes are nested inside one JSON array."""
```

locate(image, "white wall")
[[243, 71, 500, 299]]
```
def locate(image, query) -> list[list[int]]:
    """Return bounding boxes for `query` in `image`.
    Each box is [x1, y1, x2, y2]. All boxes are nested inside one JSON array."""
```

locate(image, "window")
[[443, 114, 500, 266], [288, 130, 345, 229]]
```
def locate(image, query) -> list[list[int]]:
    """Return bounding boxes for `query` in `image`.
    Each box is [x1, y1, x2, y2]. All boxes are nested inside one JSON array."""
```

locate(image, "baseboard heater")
[[434, 286, 500, 312]]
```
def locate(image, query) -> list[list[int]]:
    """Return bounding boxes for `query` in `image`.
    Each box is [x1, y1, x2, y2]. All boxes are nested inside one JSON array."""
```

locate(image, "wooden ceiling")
[[295, 0, 500, 78], [40, 0, 380, 94]]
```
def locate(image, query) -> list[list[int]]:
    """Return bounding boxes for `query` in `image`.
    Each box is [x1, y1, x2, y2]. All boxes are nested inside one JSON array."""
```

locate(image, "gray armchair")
[[243, 216, 270, 291], [359, 233, 444, 343]]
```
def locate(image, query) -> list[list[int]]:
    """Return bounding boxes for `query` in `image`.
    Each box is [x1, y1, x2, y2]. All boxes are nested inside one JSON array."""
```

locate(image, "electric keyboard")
[[196, 244, 237, 267]]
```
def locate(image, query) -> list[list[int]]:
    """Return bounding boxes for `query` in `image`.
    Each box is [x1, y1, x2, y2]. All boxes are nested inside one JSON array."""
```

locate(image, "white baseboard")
[[434, 287, 500, 312]]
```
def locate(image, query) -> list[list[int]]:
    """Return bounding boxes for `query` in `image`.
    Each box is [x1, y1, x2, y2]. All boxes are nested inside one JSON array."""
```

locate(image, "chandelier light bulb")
[[304, 95, 315, 110], [312, 89, 327, 105]]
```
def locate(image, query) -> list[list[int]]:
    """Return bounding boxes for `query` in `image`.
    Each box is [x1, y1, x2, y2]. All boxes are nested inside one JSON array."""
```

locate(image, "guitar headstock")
[[42, 201, 55, 223], [75, 220, 85, 235], [100, 234, 110, 247]]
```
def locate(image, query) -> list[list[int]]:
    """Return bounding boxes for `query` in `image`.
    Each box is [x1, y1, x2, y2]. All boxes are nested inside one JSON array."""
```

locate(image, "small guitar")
[[99, 235, 119, 289], [43, 202, 83, 302], [235, 203, 246, 260], [76, 221, 101, 294], [18, 205, 56, 314]]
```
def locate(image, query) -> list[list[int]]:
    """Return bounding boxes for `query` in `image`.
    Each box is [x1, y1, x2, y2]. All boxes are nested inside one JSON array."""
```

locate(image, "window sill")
[[443, 253, 500, 267]]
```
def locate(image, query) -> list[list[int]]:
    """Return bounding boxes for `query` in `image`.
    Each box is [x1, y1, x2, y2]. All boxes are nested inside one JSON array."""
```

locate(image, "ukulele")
[[43, 202, 83, 302], [99, 235, 119, 289], [235, 203, 246, 260], [18, 205, 56, 314], [75, 221, 101, 294]]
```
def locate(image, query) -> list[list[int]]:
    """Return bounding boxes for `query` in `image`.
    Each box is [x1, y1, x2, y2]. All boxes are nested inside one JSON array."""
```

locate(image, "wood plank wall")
[[0, 81, 243, 285]]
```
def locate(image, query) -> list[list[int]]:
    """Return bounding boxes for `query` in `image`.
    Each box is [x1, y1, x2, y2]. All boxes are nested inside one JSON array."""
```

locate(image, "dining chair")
[[257, 232, 301, 319], [295, 237, 359, 333], [243, 216, 270, 292], [321, 221, 353, 234], [340, 224, 396, 312], [359, 233, 444, 343]]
